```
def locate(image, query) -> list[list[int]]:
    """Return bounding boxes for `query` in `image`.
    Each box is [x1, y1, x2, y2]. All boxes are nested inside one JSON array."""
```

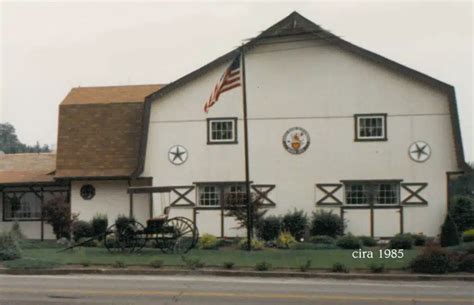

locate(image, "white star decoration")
[[409, 141, 431, 162], [168, 145, 188, 165]]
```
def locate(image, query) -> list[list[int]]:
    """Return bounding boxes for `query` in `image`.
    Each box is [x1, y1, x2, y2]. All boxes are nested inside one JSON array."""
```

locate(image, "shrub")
[[389, 234, 413, 249], [310, 235, 335, 245], [42, 196, 75, 239], [10, 221, 25, 240], [239, 238, 264, 251], [182, 257, 205, 269], [256, 216, 281, 241], [462, 229, 474, 243], [409, 246, 455, 274], [115, 215, 135, 231], [440, 214, 460, 247], [368, 263, 385, 273], [281, 209, 308, 241], [223, 262, 235, 269], [255, 261, 272, 271], [198, 234, 220, 250], [150, 259, 164, 269], [299, 260, 311, 272], [310, 210, 344, 238], [113, 260, 126, 268], [275, 231, 296, 249], [336, 234, 361, 249], [72, 221, 94, 242], [359, 236, 377, 247], [0, 231, 22, 261], [449, 196, 474, 232], [410, 233, 427, 246], [91, 214, 108, 240], [458, 254, 474, 272], [331, 263, 349, 273]]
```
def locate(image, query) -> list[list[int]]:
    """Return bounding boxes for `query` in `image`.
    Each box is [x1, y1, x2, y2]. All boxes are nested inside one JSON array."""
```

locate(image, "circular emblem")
[[168, 145, 188, 165], [409, 141, 431, 162], [80, 184, 95, 200], [283, 127, 310, 154]]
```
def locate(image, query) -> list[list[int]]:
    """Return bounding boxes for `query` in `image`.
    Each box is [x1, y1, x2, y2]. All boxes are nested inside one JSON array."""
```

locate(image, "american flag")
[[204, 54, 241, 113]]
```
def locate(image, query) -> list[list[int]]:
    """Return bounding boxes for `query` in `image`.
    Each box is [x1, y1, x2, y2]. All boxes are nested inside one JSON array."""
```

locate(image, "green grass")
[[14, 244, 419, 270], [3, 258, 61, 270]]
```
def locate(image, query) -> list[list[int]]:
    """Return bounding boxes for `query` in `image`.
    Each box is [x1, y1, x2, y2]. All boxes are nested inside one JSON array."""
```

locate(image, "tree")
[[440, 214, 460, 247], [42, 196, 75, 239], [224, 192, 267, 233], [0, 122, 51, 153], [449, 196, 474, 233]]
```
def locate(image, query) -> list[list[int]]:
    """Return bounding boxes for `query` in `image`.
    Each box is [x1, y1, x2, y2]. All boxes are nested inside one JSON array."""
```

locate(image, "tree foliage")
[[440, 214, 460, 247], [224, 192, 267, 232], [42, 196, 75, 239], [0, 123, 50, 153]]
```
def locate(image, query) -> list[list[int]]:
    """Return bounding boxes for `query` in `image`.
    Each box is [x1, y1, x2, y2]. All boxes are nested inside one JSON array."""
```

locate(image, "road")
[[0, 274, 472, 305]]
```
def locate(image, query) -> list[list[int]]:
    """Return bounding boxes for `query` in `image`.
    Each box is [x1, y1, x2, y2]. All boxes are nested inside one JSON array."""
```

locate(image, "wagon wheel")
[[178, 217, 199, 248], [104, 220, 146, 253], [158, 217, 196, 254]]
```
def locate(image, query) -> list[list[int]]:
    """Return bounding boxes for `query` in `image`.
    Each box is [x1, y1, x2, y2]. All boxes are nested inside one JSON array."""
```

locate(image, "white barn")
[[0, 12, 468, 239]]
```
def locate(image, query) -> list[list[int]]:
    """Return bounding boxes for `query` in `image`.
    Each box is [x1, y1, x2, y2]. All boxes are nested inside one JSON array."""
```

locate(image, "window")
[[80, 184, 95, 200], [3, 193, 42, 220], [207, 118, 237, 144], [197, 183, 247, 207], [344, 181, 400, 206], [354, 114, 387, 141], [198, 185, 221, 206]]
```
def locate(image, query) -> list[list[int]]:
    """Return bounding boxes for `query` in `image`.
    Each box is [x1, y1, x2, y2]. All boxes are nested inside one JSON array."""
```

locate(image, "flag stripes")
[[204, 54, 241, 113]]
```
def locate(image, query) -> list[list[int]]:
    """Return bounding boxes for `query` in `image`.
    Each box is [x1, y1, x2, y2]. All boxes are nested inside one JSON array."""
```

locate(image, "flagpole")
[[240, 45, 253, 251]]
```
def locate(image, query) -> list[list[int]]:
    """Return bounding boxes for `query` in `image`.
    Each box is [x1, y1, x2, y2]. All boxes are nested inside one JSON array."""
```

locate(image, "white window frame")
[[197, 185, 221, 207], [355, 114, 387, 141], [207, 118, 237, 144], [3, 193, 42, 220], [343, 181, 400, 206]]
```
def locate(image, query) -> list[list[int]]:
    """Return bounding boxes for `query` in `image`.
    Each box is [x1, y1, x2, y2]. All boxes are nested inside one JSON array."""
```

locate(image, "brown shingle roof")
[[55, 84, 163, 179], [61, 84, 163, 105], [0, 153, 56, 185]]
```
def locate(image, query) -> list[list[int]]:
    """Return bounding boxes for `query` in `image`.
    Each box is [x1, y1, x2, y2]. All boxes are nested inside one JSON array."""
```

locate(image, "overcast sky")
[[0, 0, 472, 162]]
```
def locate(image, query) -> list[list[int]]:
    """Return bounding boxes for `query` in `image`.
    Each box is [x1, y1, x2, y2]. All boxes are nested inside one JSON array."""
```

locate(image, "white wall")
[[71, 180, 150, 225], [143, 37, 460, 237]]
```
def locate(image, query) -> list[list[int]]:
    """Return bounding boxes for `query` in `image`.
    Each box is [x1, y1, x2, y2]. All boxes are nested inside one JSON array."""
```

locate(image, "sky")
[[0, 0, 472, 162]]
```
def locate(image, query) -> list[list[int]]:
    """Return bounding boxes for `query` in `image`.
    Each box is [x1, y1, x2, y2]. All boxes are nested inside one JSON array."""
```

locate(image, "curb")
[[1, 268, 473, 281]]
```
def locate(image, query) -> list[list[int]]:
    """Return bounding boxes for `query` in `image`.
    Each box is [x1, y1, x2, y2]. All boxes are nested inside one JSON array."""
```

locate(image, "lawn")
[[2, 240, 420, 270]]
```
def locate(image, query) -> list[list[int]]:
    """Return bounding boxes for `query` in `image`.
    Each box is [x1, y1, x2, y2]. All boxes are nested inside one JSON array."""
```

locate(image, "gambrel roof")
[[133, 11, 467, 176]]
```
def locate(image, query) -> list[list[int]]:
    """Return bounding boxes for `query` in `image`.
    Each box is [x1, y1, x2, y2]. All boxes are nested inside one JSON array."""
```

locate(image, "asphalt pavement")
[[0, 274, 473, 305]]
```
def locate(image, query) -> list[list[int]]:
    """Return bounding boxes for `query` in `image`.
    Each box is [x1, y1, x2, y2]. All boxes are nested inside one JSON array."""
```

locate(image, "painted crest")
[[283, 127, 310, 154], [409, 141, 431, 163], [168, 145, 188, 165]]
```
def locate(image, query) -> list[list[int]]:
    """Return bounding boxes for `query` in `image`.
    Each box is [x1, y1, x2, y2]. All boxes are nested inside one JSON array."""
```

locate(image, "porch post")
[[129, 192, 134, 218], [40, 187, 44, 241]]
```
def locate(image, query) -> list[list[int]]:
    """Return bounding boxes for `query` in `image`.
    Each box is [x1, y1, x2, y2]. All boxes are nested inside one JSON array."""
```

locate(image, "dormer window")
[[354, 114, 387, 141]]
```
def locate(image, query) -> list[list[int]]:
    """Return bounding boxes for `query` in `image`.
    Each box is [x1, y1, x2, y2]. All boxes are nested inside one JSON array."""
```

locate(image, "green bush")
[[449, 196, 474, 232], [331, 263, 349, 273], [112, 260, 126, 268], [72, 221, 94, 242], [389, 234, 413, 249], [115, 215, 135, 231], [458, 254, 474, 272], [336, 234, 361, 249], [275, 231, 296, 249], [223, 262, 235, 269], [310, 235, 335, 245], [239, 238, 264, 251], [256, 216, 281, 241], [440, 214, 460, 247], [368, 263, 385, 273], [0, 231, 22, 261], [42, 196, 74, 239], [91, 214, 108, 240], [198, 234, 220, 250], [281, 209, 308, 241], [462, 229, 474, 243], [183, 257, 205, 269], [255, 261, 272, 271], [299, 260, 311, 272], [410, 233, 427, 246], [409, 246, 455, 274], [310, 210, 344, 238], [359, 236, 377, 247], [150, 259, 164, 269]]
